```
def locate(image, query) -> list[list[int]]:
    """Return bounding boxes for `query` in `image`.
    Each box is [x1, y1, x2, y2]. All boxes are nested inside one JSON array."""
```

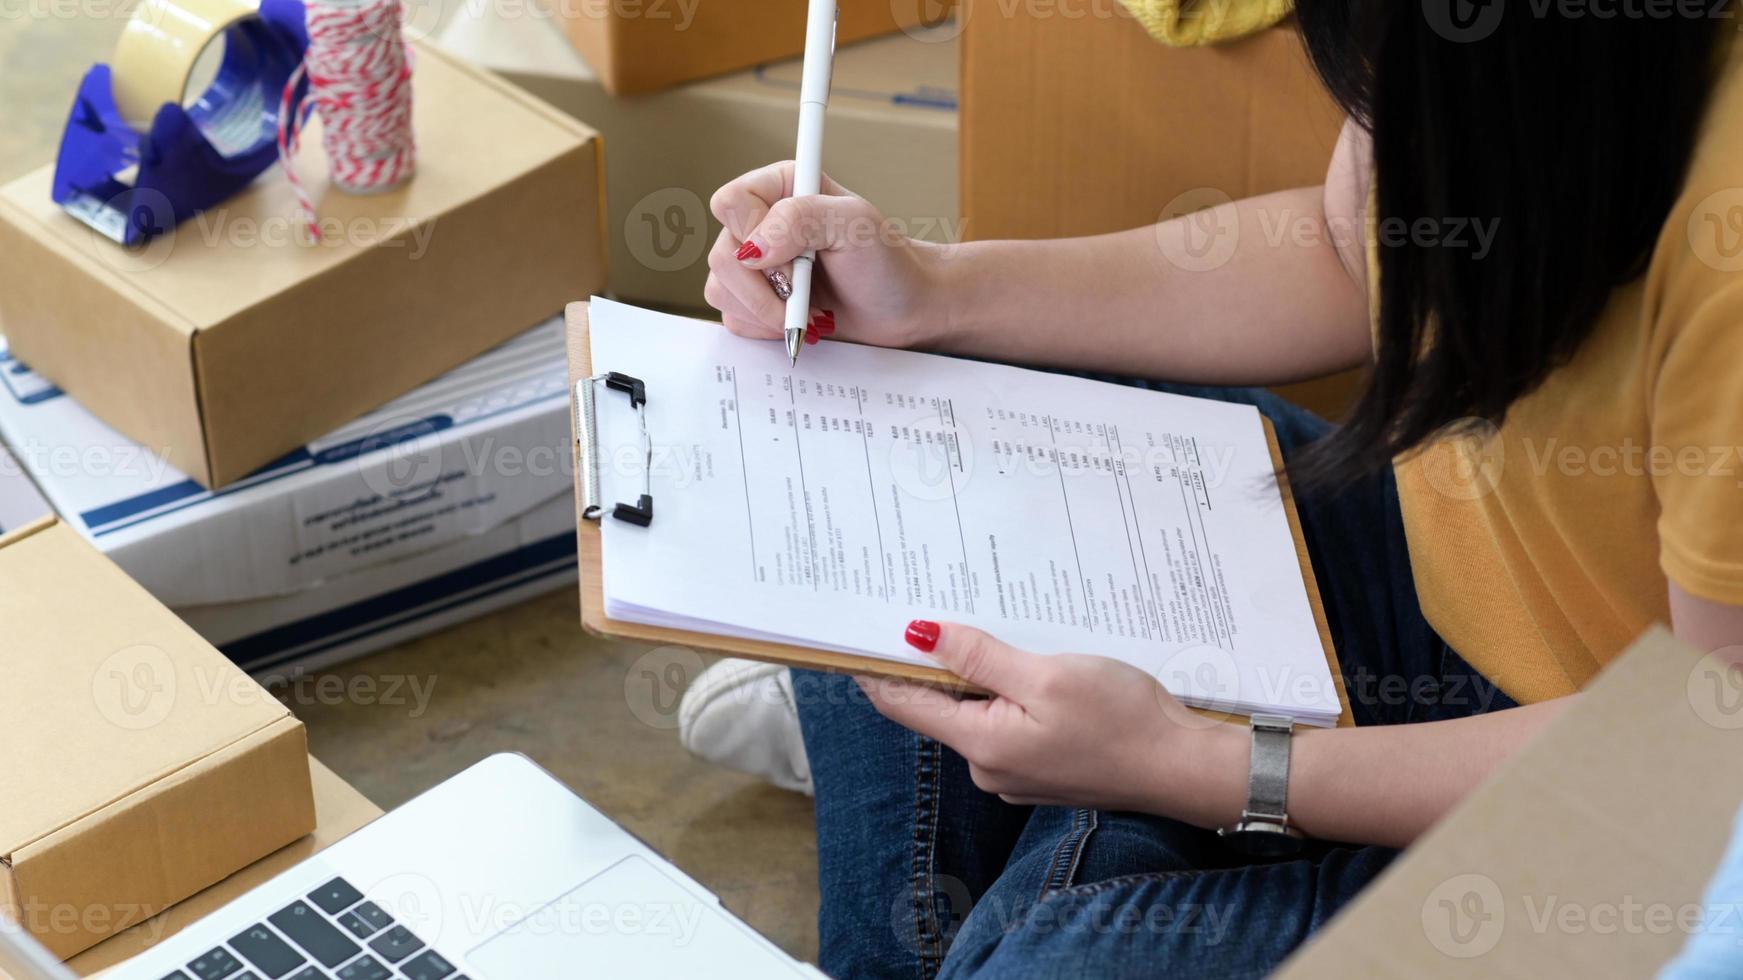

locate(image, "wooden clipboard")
[[565, 302, 1354, 725]]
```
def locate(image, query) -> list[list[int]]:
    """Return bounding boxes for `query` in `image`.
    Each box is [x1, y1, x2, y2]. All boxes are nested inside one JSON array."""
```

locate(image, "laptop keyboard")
[[156, 877, 465, 980]]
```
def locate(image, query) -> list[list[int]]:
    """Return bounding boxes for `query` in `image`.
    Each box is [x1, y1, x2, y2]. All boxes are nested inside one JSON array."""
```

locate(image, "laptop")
[[0, 754, 822, 980]]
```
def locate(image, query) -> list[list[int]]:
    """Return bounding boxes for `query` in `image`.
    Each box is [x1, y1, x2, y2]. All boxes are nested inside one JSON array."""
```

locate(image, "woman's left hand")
[[859, 622, 1246, 826]]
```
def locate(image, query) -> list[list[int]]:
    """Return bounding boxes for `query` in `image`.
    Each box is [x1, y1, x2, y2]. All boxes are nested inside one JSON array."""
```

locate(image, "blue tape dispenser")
[[52, 0, 309, 248]]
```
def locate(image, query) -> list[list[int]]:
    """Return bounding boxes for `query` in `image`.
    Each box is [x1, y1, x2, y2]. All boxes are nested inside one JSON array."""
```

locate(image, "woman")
[[683, 4, 1743, 976]]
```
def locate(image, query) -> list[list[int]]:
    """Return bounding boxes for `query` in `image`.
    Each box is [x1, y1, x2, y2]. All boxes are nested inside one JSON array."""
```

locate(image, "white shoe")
[[678, 658, 814, 796]]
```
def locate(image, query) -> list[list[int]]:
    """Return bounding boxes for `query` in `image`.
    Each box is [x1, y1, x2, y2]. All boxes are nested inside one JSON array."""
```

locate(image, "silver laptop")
[[1, 754, 821, 980]]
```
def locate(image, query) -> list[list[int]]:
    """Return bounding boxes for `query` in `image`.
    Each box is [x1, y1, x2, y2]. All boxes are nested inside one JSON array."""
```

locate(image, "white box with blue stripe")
[[0, 317, 577, 676]]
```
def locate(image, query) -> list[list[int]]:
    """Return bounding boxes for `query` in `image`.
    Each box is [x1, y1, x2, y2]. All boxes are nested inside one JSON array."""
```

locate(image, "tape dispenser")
[[52, 0, 309, 248]]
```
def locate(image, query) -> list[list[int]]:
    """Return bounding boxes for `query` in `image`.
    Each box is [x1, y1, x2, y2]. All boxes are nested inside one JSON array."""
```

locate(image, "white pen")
[[785, 0, 837, 365]]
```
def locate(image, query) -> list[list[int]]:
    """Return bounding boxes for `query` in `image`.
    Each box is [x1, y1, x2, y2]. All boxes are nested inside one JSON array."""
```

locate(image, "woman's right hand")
[[705, 162, 943, 350]]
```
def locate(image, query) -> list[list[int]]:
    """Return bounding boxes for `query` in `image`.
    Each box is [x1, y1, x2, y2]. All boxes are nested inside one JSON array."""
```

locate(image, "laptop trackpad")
[[467, 855, 805, 978]]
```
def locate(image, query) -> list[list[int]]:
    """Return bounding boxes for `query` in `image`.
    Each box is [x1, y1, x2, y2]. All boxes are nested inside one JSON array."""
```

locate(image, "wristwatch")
[[1218, 713, 1307, 857]]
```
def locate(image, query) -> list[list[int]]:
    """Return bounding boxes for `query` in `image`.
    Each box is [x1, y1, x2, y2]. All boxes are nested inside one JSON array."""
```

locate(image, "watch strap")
[[1243, 713, 1294, 826]]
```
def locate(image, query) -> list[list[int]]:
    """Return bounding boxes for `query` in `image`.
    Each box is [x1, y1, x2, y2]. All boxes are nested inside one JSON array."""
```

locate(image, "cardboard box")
[[961, 10, 1339, 239], [0, 42, 607, 490], [1277, 627, 1743, 978], [0, 320, 579, 676], [959, 9, 1360, 418], [63, 757, 382, 978], [0, 519, 315, 959], [558, 0, 950, 95], [436, 9, 959, 312], [186, 495, 577, 677]]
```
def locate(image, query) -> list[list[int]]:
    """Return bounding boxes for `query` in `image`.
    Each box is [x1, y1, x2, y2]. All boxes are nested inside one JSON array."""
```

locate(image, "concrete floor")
[[0, 12, 821, 963]]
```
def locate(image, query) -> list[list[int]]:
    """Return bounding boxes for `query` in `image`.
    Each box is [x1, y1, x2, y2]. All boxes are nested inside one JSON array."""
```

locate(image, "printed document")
[[586, 298, 1342, 725]]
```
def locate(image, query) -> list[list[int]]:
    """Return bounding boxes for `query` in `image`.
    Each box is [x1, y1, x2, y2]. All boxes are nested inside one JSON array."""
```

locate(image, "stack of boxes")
[[0, 4, 961, 690], [0, 44, 607, 691], [0, 320, 579, 677]]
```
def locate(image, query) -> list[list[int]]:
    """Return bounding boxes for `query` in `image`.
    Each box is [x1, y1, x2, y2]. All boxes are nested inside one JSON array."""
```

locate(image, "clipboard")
[[565, 301, 1354, 725]]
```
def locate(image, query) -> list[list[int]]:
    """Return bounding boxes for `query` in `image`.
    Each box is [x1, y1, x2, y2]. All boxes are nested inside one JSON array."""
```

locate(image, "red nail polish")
[[905, 620, 941, 653], [817, 312, 836, 332], [817, 320, 836, 336], [805, 328, 820, 345], [736, 241, 763, 261]]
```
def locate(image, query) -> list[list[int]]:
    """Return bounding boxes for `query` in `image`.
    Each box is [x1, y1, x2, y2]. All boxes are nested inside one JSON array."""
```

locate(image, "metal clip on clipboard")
[[575, 372, 655, 528]]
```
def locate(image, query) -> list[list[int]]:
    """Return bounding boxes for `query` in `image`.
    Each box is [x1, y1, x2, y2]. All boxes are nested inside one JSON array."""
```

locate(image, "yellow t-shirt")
[[1395, 41, 1743, 704]]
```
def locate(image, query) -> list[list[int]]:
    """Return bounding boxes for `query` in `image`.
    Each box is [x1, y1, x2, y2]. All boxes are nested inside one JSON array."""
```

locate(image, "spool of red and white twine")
[[277, 0, 415, 241]]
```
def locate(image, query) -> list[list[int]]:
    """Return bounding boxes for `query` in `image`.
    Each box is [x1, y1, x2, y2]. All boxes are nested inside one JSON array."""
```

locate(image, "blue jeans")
[[793, 382, 1518, 979]]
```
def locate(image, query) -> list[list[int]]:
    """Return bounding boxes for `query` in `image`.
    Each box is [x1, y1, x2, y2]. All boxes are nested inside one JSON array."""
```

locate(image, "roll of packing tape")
[[109, 0, 259, 132]]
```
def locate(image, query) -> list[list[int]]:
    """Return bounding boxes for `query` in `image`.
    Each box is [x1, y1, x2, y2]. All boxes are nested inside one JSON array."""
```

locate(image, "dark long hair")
[[1290, 1, 1722, 485]]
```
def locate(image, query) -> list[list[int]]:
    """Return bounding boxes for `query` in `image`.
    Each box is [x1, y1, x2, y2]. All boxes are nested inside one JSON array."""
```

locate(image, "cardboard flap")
[[1277, 627, 1743, 978], [0, 513, 55, 551]]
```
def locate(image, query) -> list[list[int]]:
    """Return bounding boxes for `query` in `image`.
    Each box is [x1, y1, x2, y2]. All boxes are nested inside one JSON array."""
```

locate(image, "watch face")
[[1223, 827, 1307, 859]]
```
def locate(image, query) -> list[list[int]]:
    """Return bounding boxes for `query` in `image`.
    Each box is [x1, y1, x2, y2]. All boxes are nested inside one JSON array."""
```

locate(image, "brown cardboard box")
[[0, 42, 607, 490], [0, 518, 316, 960], [436, 6, 959, 311], [1277, 627, 1743, 978], [959, 8, 1360, 417], [64, 757, 381, 978], [561, 0, 951, 95], [960, 9, 1339, 240]]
